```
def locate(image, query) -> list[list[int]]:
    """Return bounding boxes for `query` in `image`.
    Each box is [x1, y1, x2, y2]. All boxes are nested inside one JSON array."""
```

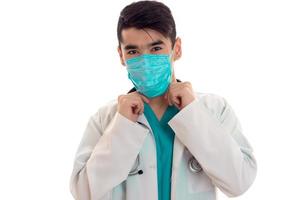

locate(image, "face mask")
[[125, 52, 173, 98]]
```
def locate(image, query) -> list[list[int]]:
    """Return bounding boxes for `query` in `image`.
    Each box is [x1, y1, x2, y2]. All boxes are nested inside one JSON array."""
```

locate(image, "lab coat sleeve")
[[168, 95, 257, 197], [69, 110, 149, 200]]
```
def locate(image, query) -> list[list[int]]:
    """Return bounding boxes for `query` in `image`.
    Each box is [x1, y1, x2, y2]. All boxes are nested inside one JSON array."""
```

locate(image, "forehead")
[[120, 27, 171, 48]]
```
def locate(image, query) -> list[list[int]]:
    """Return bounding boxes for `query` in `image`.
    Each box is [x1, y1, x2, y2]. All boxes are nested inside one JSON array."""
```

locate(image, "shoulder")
[[89, 99, 119, 132], [195, 91, 227, 108], [194, 91, 228, 120]]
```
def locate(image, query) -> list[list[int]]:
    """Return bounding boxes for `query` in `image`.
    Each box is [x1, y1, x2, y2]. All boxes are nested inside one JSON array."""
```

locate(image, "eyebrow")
[[124, 40, 165, 50]]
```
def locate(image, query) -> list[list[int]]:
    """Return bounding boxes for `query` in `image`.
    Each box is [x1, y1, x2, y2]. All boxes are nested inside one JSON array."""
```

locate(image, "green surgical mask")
[[125, 52, 173, 98]]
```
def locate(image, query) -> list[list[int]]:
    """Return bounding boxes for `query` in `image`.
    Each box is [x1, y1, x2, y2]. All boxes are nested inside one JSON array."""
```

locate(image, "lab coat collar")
[[126, 78, 183, 130], [136, 113, 151, 130]]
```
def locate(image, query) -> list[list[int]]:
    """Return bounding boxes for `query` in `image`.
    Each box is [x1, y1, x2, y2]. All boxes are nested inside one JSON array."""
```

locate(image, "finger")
[[138, 100, 144, 115], [131, 104, 137, 115], [167, 92, 173, 106], [131, 101, 140, 115], [139, 94, 150, 103], [137, 106, 142, 115], [169, 91, 180, 106], [133, 105, 139, 115], [137, 98, 144, 115], [173, 96, 181, 105], [133, 101, 141, 115]]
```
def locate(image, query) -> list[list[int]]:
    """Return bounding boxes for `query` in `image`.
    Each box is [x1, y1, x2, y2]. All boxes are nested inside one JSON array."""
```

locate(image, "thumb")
[[139, 94, 150, 103]]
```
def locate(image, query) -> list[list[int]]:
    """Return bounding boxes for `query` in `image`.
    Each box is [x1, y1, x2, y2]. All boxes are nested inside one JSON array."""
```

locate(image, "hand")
[[164, 81, 197, 110], [117, 91, 150, 122]]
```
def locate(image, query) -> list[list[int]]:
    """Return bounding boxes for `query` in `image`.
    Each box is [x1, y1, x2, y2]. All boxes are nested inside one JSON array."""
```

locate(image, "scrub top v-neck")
[[143, 102, 180, 200]]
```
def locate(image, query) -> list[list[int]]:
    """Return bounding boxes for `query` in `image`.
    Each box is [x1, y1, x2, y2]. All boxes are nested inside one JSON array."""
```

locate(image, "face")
[[118, 27, 182, 66]]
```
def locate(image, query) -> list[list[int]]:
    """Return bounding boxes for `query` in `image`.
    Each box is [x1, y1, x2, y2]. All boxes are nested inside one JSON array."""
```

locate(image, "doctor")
[[69, 1, 257, 200]]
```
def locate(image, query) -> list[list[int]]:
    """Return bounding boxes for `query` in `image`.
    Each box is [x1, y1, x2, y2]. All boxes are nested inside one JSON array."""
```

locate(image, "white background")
[[0, 0, 299, 199]]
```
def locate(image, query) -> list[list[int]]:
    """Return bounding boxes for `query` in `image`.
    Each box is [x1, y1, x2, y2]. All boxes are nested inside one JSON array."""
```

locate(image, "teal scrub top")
[[143, 102, 180, 200]]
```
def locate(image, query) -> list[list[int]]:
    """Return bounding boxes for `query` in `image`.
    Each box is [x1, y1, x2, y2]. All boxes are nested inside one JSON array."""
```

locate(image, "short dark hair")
[[117, 1, 176, 48]]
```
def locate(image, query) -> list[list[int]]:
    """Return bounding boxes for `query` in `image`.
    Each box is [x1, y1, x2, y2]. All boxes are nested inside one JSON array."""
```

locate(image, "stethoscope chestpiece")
[[189, 156, 203, 173]]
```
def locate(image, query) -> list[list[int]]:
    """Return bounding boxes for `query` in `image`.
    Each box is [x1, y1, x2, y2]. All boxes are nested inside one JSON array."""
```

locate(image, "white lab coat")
[[69, 92, 257, 200]]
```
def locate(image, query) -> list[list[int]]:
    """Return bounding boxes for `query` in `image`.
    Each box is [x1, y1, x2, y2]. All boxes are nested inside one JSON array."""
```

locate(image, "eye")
[[151, 46, 162, 52], [127, 50, 138, 55]]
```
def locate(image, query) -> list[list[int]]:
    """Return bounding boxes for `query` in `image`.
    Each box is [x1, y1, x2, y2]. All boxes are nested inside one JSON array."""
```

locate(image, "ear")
[[117, 46, 126, 66], [173, 37, 182, 61]]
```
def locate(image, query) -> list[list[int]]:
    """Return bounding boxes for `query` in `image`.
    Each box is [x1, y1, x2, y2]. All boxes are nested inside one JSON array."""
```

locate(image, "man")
[[69, 1, 257, 200]]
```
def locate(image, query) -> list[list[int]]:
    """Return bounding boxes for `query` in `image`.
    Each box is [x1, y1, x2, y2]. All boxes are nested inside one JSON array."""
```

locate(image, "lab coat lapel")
[[136, 112, 185, 171], [136, 113, 151, 130]]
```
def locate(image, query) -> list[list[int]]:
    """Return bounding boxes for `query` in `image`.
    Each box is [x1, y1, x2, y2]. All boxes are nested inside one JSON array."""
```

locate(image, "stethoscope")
[[188, 156, 203, 173], [129, 154, 202, 176]]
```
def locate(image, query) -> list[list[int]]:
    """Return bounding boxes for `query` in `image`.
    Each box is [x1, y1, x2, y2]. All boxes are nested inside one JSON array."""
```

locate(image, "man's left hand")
[[164, 81, 197, 110]]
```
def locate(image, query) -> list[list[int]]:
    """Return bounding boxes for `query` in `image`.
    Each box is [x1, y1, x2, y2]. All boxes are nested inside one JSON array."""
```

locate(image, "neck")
[[148, 95, 168, 109]]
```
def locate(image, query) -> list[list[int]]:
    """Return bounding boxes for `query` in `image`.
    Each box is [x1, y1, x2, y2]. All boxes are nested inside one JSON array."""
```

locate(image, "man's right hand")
[[117, 91, 150, 122]]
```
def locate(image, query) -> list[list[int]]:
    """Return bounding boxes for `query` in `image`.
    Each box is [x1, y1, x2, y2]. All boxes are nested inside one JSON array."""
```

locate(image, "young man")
[[69, 1, 257, 200]]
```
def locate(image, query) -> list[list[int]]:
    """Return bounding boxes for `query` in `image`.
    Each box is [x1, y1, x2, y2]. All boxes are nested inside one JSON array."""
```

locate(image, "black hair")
[[117, 0, 176, 48]]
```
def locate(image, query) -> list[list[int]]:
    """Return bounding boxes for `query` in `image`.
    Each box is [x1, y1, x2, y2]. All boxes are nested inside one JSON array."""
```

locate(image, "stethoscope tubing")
[[129, 154, 202, 176]]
